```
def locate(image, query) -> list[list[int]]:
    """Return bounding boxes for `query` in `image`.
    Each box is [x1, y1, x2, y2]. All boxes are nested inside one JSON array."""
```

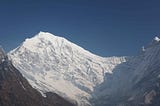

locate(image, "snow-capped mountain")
[[8, 32, 160, 105], [8, 32, 127, 105]]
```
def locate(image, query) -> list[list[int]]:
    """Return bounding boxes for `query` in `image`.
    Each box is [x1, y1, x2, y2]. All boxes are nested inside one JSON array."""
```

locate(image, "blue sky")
[[0, 0, 160, 56]]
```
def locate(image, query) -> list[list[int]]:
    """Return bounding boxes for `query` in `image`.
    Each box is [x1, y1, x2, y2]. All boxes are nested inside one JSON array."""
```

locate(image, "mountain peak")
[[0, 46, 5, 55], [20, 32, 99, 59], [145, 36, 160, 49], [152, 36, 160, 44], [35, 31, 64, 41], [36, 31, 56, 37], [153, 36, 160, 42], [38, 31, 47, 35], [21, 32, 66, 52]]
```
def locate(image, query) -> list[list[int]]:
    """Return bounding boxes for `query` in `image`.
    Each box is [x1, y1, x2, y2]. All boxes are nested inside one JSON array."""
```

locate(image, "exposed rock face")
[[0, 47, 74, 106], [144, 90, 156, 104], [0, 47, 7, 64]]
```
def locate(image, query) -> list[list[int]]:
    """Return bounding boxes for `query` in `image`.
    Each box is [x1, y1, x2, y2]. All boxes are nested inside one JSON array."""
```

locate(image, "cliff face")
[[0, 47, 75, 106]]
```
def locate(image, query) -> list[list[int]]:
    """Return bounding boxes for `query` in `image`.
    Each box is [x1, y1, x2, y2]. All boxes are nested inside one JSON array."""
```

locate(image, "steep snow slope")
[[0, 47, 74, 106], [92, 37, 160, 105], [8, 32, 127, 105]]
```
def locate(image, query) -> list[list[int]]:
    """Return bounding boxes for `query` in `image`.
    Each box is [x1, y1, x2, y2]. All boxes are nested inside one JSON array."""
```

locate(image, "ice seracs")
[[9, 32, 127, 105]]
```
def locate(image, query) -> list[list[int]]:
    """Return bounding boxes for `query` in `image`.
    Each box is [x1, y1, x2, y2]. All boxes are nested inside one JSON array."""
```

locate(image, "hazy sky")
[[0, 0, 160, 56]]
